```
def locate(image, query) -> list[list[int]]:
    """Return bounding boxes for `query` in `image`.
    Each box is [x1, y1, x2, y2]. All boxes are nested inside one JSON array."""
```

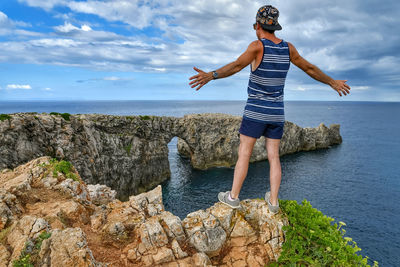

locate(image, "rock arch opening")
[[162, 136, 193, 213]]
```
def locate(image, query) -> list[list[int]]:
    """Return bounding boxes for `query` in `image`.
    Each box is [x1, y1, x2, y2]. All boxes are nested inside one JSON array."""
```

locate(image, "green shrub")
[[35, 231, 52, 250], [13, 231, 51, 267], [49, 112, 71, 121], [52, 160, 78, 181], [124, 144, 132, 155], [52, 160, 73, 177], [0, 114, 11, 121], [13, 254, 33, 267], [139, 115, 151, 120], [60, 113, 71, 121], [271, 199, 378, 267], [66, 172, 79, 182]]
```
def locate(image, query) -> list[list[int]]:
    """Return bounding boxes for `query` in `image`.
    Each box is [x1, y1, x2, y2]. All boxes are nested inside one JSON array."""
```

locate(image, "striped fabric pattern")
[[243, 38, 290, 125]]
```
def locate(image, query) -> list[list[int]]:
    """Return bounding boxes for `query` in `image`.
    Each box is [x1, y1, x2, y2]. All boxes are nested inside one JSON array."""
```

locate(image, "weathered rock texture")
[[0, 113, 342, 197], [0, 157, 288, 266]]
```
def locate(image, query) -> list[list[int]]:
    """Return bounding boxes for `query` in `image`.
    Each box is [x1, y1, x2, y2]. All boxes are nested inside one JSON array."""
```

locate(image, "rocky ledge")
[[0, 113, 342, 198], [0, 157, 287, 267]]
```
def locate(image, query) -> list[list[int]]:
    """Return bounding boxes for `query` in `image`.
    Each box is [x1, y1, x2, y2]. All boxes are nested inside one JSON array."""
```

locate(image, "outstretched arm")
[[288, 42, 351, 97], [189, 40, 262, 91]]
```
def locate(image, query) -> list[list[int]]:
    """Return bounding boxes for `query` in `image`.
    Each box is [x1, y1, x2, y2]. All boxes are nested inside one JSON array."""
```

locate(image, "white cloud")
[[54, 22, 79, 33], [293, 86, 307, 91], [103, 76, 121, 81], [81, 24, 92, 32], [17, 0, 66, 11], [352, 86, 370, 91], [67, 1, 154, 30], [0, 11, 42, 36], [371, 56, 399, 71], [29, 38, 79, 47], [1, 0, 398, 94], [0, 11, 9, 24], [54, 22, 92, 33], [76, 76, 133, 83], [7, 84, 32, 90], [0, 11, 14, 35], [43, 87, 52, 91], [288, 84, 327, 92], [144, 67, 167, 72]]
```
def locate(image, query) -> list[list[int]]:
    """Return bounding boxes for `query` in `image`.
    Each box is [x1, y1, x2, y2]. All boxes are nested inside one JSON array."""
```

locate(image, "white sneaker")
[[218, 191, 240, 209], [265, 191, 280, 214]]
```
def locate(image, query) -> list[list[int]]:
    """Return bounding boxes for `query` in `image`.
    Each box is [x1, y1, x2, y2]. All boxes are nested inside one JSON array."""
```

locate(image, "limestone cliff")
[[0, 157, 288, 267], [0, 113, 342, 197]]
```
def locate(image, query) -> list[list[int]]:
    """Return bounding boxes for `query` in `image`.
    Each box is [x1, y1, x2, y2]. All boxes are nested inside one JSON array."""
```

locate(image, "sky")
[[0, 0, 399, 101]]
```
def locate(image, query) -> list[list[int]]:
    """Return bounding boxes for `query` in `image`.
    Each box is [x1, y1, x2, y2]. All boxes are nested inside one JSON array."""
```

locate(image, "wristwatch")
[[212, 71, 218, 79]]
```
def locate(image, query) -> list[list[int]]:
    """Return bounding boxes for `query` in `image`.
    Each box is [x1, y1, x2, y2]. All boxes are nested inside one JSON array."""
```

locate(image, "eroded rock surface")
[[0, 157, 289, 266], [0, 113, 341, 197]]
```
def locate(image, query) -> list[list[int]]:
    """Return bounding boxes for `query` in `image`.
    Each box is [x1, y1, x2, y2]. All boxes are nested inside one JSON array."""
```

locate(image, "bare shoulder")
[[287, 42, 296, 51], [287, 41, 300, 59], [248, 40, 263, 52]]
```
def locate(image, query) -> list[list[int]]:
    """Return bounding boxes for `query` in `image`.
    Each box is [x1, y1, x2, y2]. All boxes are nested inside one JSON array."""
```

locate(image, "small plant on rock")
[[49, 112, 71, 121], [13, 231, 52, 267], [51, 159, 79, 181], [0, 114, 11, 121]]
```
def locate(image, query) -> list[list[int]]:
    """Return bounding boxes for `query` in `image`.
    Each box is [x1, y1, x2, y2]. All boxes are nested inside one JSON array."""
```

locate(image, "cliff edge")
[[0, 157, 287, 266]]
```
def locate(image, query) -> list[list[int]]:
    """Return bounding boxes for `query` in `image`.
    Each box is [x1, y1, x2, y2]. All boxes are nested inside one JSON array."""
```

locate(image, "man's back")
[[243, 38, 290, 126]]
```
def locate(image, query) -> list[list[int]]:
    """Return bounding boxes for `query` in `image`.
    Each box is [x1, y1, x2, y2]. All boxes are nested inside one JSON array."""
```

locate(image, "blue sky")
[[0, 0, 399, 101]]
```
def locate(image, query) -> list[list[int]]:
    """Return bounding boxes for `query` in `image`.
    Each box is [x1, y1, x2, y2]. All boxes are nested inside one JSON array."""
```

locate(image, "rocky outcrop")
[[0, 157, 288, 266], [176, 114, 342, 169], [0, 113, 342, 198]]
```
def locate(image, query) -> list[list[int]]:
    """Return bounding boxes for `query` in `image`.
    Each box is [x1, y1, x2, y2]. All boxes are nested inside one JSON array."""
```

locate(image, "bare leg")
[[266, 137, 281, 206], [230, 134, 257, 199]]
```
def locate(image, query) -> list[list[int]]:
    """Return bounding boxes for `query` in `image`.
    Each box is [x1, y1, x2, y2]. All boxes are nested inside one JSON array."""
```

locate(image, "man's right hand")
[[189, 67, 213, 91], [329, 80, 351, 97]]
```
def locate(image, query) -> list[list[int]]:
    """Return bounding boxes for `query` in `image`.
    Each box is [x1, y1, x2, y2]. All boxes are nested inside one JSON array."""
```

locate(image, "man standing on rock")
[[189, 5, 350, 213]]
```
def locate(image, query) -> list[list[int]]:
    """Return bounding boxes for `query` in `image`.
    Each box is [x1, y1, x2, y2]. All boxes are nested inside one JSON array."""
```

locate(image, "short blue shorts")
[[239, 118, 284, 139]]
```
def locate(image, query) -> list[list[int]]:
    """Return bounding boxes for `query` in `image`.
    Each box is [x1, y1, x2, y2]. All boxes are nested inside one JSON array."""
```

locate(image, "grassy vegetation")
[[39, 158, 79, 181], [266, 199, 378, 267], [139, 115, 151, 120], [124, 144, 132, 155], [49, 112, 71, 121], [0, 114, 11, 121], [52, 159, 79, 181], [13, 231, 52, 267]]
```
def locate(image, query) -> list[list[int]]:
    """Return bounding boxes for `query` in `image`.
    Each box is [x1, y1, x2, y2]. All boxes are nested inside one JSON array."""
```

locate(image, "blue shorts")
[[239, 118, 284, 139]]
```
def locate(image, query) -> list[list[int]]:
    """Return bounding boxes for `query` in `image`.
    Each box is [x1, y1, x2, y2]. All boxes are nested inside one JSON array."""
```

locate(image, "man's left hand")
[[189, 67, 213, 91], [330, 80, 351, 97]]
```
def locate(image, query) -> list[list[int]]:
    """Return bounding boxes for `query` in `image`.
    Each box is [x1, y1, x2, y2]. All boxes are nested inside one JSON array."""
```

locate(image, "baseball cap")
[[256, 5, 282, 31]]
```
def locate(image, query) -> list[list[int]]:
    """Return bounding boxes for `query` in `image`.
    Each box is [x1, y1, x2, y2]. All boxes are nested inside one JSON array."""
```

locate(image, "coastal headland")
[[0, 113, 342, 198], [0, 114, 376, 266]]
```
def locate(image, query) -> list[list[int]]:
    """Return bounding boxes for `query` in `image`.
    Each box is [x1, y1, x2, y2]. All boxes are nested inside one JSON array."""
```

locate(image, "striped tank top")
[[243, 38, 290, 125]]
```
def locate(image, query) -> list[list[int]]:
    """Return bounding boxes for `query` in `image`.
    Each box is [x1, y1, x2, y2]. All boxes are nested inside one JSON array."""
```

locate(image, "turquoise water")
[[1, 100, 399, 266]]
